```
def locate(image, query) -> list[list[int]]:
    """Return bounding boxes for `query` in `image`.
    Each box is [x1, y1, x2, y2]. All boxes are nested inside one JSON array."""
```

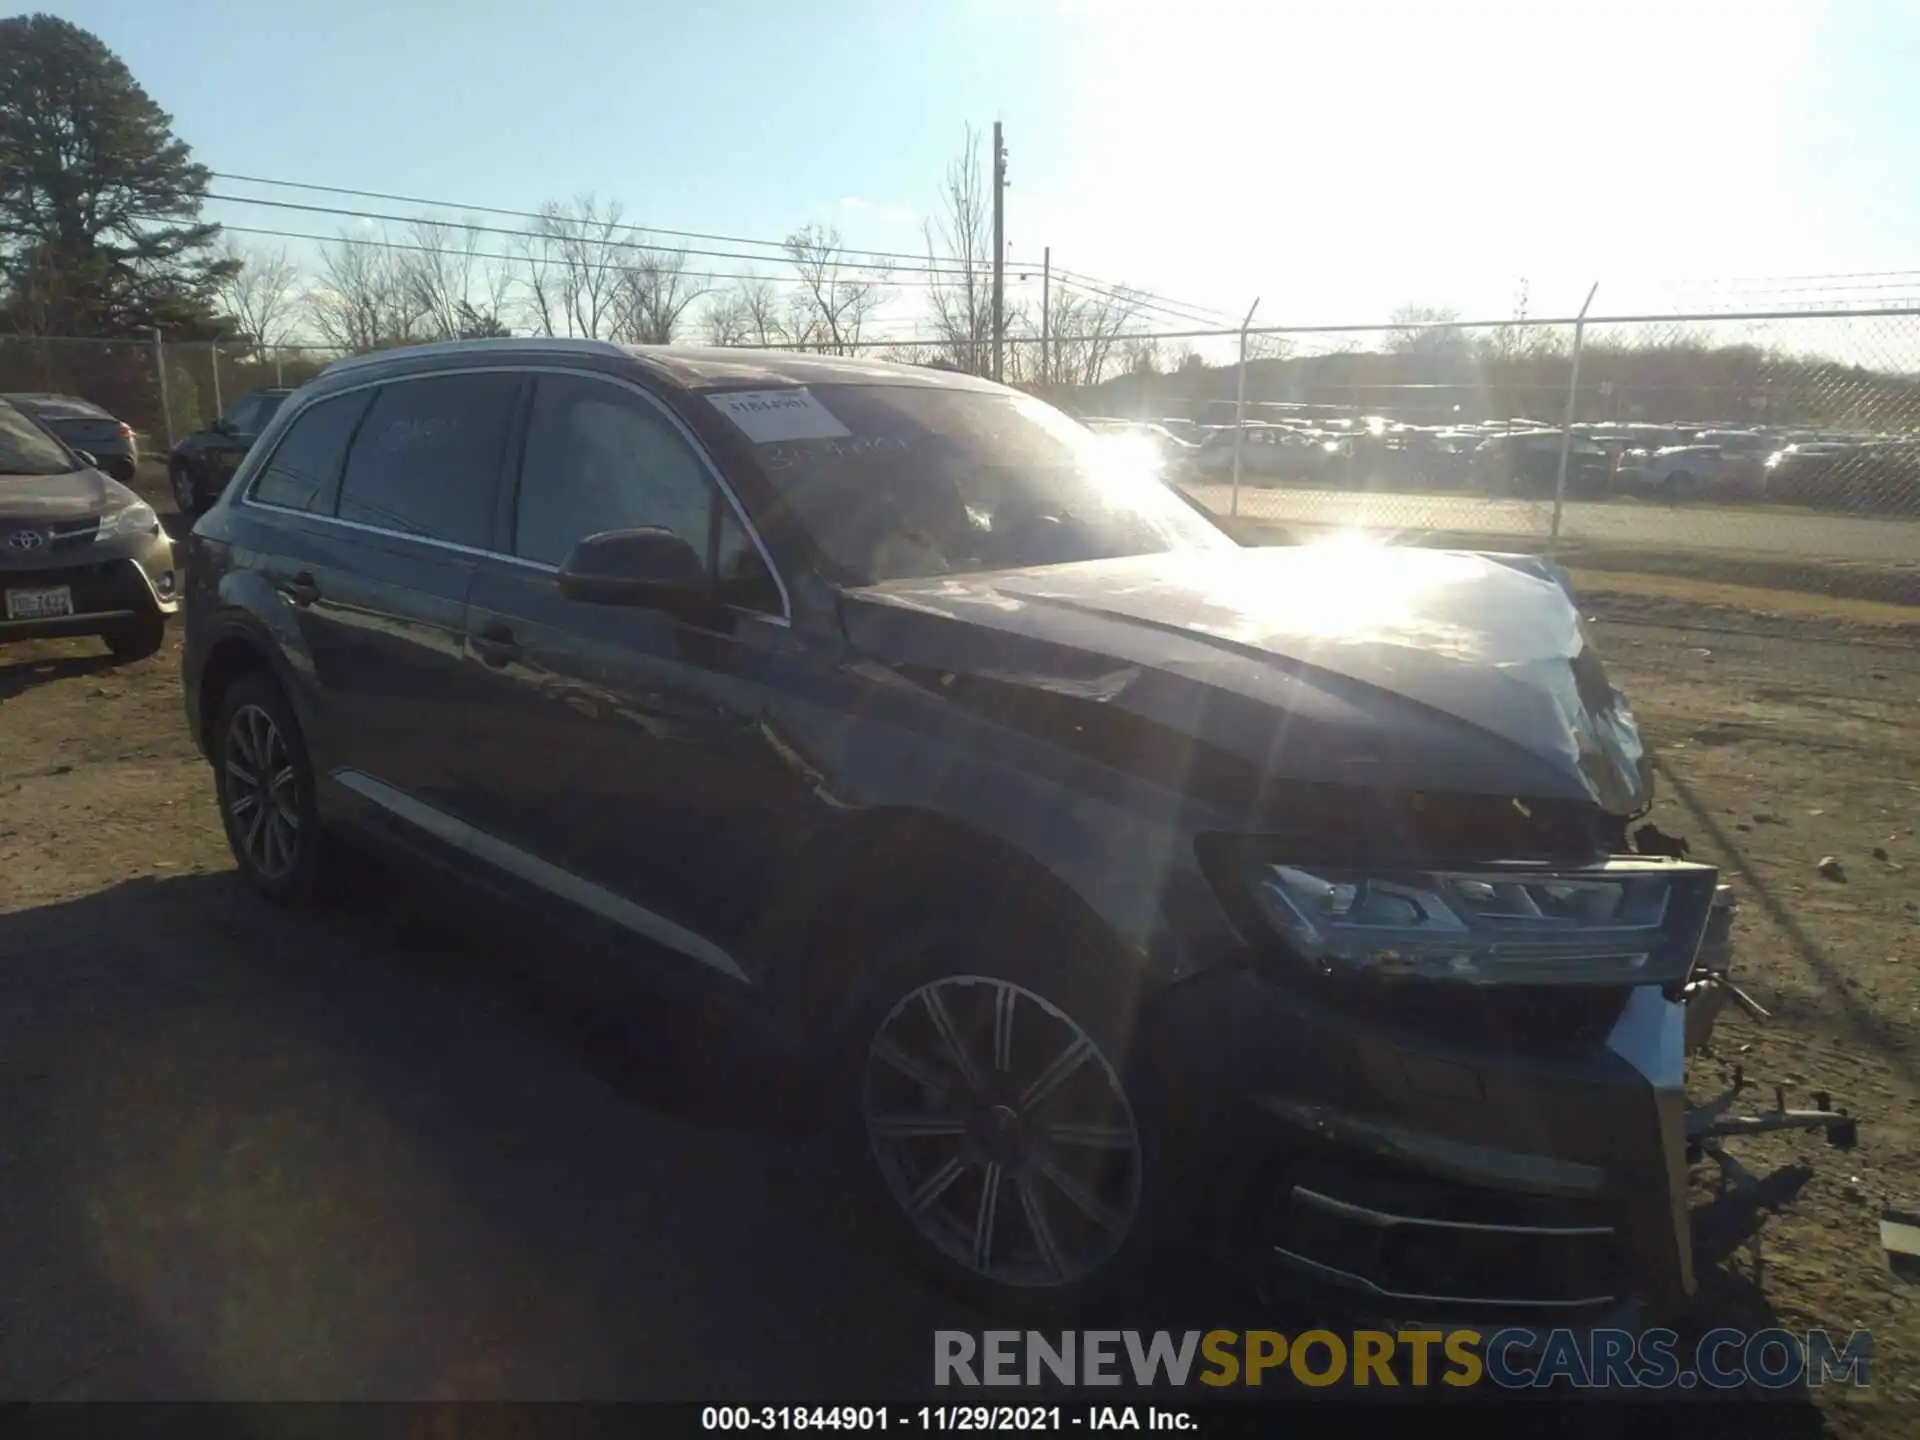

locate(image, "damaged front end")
[[1681, 884, 1859, 1186], [1179, 815, 1860, 1330]]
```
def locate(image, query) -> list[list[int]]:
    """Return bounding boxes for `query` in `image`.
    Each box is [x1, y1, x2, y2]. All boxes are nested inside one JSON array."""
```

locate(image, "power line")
[[210, 170, 973, 268], [1050, 267, 1238, 326], [204, 191, 990, 277], [1051, 273, 1234, 329], [216, 223, 1041, 292]]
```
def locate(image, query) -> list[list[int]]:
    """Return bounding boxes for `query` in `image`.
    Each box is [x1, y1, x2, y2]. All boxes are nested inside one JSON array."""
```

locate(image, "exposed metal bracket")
[[1686, 1067, 1859, 1162]]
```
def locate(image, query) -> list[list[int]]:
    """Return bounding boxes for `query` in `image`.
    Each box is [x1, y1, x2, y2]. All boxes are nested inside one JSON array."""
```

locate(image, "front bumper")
[[1145, 893, 1752, 1328], [0, 525, 179, 642]]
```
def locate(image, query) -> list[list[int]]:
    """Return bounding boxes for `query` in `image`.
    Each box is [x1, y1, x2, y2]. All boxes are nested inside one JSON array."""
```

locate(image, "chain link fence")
[[1001, 309, 1920, 602], [0, 334, 340, 459]]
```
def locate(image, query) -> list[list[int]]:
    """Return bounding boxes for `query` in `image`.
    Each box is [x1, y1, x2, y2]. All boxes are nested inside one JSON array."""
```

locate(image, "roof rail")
[[318, 336, 629, 377]]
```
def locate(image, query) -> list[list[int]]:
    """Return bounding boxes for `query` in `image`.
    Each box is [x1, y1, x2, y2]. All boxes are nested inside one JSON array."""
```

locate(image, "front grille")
[[1344, 977, 1634, 1054], [0, 558, 149, 617], [0, 515, 100, 553], [1267, 1153, 1629, 1312]]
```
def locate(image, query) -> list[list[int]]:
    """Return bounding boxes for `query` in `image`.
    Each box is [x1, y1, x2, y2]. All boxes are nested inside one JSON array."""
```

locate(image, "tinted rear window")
[[337, 373, 519, 548], [250, 390, 375, 513]]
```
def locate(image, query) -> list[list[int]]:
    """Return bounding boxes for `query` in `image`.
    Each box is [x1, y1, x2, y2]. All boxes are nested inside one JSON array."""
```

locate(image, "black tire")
[[212, 672, 328, 904], [169, 461, 202, 518], [825, 904, 1168, 1316], [1664, 471, 1696, 502], [106, 458, 137, 484], [103, 617, 166, 663]]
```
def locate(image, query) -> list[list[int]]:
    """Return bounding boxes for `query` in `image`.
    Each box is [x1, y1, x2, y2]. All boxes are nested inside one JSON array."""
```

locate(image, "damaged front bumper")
[[1156, 883, 1858, 1328]]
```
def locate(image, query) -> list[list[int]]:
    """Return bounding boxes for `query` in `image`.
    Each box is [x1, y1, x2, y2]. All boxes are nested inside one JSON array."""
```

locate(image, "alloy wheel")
[[863, 975, 1142, 1290], [224, 703, 301, 879]]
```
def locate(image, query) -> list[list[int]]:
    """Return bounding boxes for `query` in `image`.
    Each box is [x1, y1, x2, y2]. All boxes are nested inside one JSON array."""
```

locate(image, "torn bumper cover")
[[1152, 879, 1857, 1328]]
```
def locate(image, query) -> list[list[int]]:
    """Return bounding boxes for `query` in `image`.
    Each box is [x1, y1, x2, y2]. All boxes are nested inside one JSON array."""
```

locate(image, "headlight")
[[95, 501, 160, 541], [1246, 859, 1718, 986]]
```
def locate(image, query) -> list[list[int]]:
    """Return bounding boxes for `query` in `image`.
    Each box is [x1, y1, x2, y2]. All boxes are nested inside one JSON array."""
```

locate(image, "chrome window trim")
[[238, 361, 793, 627]]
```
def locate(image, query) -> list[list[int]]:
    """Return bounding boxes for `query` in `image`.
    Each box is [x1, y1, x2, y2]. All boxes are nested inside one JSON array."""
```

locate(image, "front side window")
[[249, 390, 374, 513], [513, 374, 718, 570], [717, 384, 1233, 585], [337, 372, 519, 548]]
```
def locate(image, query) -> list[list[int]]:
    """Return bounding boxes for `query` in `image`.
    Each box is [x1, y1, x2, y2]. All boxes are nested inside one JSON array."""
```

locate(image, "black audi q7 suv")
[[181, 338, 1729, 1324]]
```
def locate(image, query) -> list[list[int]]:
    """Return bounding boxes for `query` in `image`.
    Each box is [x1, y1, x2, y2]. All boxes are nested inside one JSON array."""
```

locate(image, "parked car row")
[[1093, 409, 1920, 510]]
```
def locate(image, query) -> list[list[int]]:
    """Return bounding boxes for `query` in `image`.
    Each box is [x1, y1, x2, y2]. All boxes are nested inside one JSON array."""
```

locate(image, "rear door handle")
[[280, 571, 320, 607], [470, 623, 521, 667]]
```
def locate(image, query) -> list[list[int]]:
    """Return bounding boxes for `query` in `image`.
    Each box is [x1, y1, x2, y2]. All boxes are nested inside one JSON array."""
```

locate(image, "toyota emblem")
[[6, 529, 47, 552]]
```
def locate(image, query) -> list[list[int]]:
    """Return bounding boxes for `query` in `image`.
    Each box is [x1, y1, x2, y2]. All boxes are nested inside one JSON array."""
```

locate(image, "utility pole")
[[1230, 298, 1261, 518], [1550, 281, 1600, 551], [991, 121, 1006, 383], [1040, 246, 1050, 387]]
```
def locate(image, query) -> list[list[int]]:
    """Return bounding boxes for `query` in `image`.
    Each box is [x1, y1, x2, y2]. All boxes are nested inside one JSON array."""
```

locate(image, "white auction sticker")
[[708, 388, 852, 442]]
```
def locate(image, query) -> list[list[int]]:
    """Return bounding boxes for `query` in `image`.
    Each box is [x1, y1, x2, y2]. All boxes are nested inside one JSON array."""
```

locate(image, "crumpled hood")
[[839, 544, 1652, 815], [0, 466, 131, 521]]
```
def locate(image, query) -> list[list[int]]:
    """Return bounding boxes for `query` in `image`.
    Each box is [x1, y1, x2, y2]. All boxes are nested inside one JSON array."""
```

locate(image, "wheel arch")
[[765, 807, 1157, 1058]]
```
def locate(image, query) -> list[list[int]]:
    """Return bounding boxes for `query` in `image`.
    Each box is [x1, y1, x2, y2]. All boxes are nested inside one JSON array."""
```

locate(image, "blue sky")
[[42, 0, 1920, 345]]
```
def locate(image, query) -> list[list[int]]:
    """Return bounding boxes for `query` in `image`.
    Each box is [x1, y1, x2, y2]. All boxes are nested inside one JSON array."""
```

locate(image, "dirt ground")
[[1, 537, 1917, 1422]]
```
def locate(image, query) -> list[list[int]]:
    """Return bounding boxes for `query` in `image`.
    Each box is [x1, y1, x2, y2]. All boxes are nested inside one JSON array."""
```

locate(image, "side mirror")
[[208, 417, 232, 435], [74, 449, 100, 470], [557, 527, 715, 615]]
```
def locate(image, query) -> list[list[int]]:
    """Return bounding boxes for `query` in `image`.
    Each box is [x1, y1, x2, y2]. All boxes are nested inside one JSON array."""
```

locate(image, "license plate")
[[5, 585, 74, 620]]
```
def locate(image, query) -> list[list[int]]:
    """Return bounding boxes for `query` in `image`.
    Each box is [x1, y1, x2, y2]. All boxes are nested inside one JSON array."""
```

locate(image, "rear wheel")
[[1663, 470, 1697, 502], [104, 617, 166, 663], [213, 673, 328, 903], [831, 910, 1163, 1314]]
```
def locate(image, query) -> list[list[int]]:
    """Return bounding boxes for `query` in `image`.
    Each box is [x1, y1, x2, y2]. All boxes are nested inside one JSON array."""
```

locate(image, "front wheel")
[[1663, 471, 1696, 502], [834, 918, 1162, 1313]]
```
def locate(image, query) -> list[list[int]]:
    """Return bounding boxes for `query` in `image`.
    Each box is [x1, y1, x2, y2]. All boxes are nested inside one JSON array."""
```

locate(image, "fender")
[[189, 569, 325, 759]]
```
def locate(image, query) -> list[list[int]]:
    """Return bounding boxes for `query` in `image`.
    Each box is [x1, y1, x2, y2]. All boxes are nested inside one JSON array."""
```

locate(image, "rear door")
[[303, 370, 524, 838]]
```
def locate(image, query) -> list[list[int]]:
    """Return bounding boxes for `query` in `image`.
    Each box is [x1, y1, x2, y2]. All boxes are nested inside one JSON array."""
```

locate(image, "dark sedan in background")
[[2, 391, 139, 482], [168, 387, 292, 517], [0, 396, 178, 659]]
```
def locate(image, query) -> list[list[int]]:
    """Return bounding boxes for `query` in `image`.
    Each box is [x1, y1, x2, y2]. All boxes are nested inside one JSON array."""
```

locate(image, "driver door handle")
[[470, 622, 521, 667]]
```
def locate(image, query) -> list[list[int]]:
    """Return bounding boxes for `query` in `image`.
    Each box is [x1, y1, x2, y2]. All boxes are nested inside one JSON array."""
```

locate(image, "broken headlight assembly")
[[1242, 858, 1721, 987]]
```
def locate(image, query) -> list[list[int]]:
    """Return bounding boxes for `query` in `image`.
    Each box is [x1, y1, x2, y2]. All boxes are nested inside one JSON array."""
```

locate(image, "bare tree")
[[1042, 282, 1144, 387], [923, 126, 993, 374], [738, 273, 790, 347], [783, 223, 889, 354], [215, 240, 303, 358], [398, 219, 510, 340], [1386, 303, 1465, 357], [701, 286, 752, 346], [613, 248, 708, 344], [306, 231, 429, 353], [515, 196, 631, 339]]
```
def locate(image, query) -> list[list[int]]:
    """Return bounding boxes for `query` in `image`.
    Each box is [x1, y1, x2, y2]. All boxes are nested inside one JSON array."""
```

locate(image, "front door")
[[457, 370, 808, 987]]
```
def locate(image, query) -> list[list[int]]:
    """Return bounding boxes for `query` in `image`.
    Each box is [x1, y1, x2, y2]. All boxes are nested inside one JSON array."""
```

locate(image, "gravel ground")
[[0, 574, 1915, 1425]]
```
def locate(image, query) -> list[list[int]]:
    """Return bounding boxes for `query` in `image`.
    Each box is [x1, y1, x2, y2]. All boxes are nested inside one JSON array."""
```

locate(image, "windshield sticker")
[[708, 388, 852, 443]]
